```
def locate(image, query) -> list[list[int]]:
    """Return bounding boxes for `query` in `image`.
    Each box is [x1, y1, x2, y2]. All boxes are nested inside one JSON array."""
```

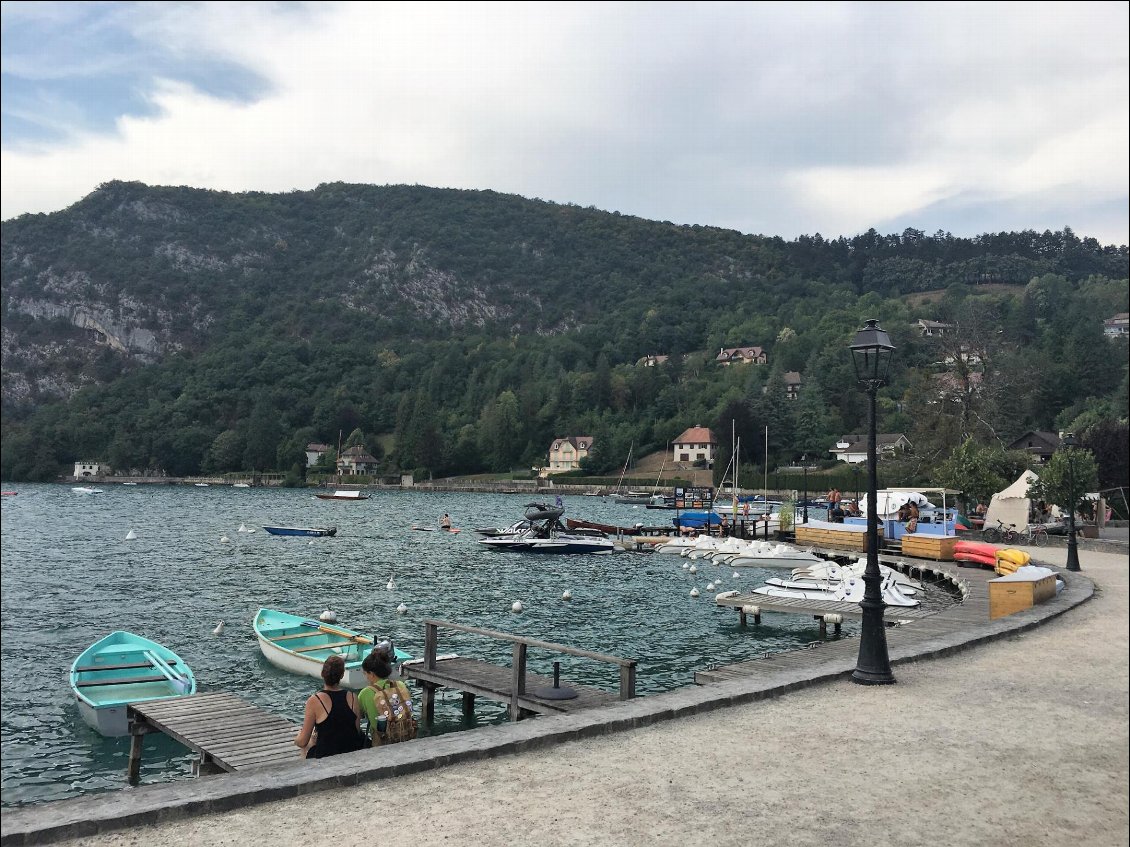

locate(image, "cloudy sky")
[[2, 1, 1127, 245]]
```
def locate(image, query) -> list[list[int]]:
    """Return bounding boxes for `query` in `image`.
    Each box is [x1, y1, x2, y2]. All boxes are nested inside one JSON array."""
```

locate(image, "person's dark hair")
[[362, 649, 392, 680], [321, 654, 346, 686]]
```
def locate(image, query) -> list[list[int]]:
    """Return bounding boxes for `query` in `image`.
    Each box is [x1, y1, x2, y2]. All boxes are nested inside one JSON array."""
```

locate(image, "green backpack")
[[368, 680, 418, 745]]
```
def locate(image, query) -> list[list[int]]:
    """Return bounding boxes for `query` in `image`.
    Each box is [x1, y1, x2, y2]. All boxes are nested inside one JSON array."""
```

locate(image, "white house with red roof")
[[672, 426, 718, 465]]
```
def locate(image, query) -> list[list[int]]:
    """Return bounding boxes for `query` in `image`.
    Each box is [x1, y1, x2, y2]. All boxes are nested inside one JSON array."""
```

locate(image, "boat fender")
[[511, 601, 524, 613], [689, 588, 700, 598], [741, 605, 760, 615], [396, 603, 408, 615], [824, 613, 844, 625], [220, 535, 230, 544], [562, 590, 573, 601], [319, 610, 337, 623]]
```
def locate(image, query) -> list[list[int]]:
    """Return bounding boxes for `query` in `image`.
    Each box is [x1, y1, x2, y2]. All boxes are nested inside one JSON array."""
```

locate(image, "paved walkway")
[[3, 545, 1127, 846]]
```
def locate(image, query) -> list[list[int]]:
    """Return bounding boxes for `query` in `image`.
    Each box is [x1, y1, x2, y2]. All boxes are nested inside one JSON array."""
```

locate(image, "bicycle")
[[1013, 523, 1050, 547], [981, 519, 1013, 543]]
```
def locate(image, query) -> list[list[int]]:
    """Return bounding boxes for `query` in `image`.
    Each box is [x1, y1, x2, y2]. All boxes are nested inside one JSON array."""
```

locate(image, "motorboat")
[[479, 503, 620, 554], [790, 558, 922, 592], [254, 608, 411, 689], [71, 486, 103, 495], [263, 525, 337, 537], [725, 541, 824, 569], [314, 489, 370, 501], [474, 520, 531, 537], [70, 631, 195, 737], [752, 573, 920, 607]]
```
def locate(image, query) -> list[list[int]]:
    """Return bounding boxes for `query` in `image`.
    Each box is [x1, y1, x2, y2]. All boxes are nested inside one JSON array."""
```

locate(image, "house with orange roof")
[[672, 426, 718, 465]]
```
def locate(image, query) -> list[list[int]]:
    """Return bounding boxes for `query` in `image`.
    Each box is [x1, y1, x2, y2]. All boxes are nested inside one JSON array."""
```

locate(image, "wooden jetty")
[[127, 692, 298, 782], [402, 619, 637, 722]]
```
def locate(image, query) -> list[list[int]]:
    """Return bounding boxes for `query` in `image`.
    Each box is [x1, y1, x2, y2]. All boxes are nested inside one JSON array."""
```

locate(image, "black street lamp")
[[1061, 432, 1081, 572], [849, 319, 896, 686], [802, 454, 809, 524]]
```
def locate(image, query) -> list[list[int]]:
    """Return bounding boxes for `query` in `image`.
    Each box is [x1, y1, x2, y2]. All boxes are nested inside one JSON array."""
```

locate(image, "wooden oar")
[[300, 620, 373, 644]]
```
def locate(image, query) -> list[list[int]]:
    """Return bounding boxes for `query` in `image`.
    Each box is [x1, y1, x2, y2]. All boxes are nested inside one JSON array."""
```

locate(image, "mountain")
[[1, 180, 1127, 483]]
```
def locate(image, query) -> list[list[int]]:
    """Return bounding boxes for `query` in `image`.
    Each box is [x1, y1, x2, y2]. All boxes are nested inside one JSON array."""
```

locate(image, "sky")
[[1, 1, 1127, 246]]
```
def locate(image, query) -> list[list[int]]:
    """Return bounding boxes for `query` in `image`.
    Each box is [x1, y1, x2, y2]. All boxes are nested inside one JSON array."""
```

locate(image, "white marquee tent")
[[984, 471, 1039, 531]]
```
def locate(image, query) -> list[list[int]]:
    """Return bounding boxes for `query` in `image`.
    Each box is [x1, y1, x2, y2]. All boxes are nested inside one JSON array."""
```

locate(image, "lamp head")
[[850, 319, 895, 385]]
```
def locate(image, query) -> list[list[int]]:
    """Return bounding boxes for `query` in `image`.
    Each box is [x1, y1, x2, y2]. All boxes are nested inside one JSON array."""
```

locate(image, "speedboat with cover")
[[478, 503, 620, 554], [70, 631, 195, 737]]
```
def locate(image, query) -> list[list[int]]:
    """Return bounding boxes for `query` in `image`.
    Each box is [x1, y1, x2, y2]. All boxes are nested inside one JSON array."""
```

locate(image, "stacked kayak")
[[954, 540, 1031, 573]]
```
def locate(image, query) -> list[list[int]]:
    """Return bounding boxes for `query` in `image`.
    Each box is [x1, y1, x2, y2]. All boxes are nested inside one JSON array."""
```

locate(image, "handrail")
[[419, 619, 637, 715]]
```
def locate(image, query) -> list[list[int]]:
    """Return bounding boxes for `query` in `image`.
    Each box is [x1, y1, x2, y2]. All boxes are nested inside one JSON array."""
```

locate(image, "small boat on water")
[[263, 525, 337, 537], [72, 486, 103, 495], [314, 489, 370, 501], [70, 631, 195, 737], [253, 608, 412, 689]]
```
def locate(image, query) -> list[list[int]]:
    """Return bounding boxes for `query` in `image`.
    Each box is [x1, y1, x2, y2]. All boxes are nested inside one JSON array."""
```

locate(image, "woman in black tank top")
[[295, 655, 363, 758]]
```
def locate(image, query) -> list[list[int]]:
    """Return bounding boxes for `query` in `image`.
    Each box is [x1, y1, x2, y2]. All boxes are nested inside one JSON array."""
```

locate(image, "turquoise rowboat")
[[70, 631, 196, 737], [253, 608, 411, 689]]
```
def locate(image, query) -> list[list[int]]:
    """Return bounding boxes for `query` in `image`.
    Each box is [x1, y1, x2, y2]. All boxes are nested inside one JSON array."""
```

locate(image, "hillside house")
[[715, 346, 767, 365], [546, 436, 594, 474], [337, 445, 379, 475], [673, 426, 718, 465], [830, 434, 911, 464], [305, 443, 331, 468], [636, 354, 669, 367], [1008, 431, 1061, 464], [915, 319, 953, 337], [74, 461, 105, 478], [783, 371, 802, 400], [1103, 313, 1129, 337]]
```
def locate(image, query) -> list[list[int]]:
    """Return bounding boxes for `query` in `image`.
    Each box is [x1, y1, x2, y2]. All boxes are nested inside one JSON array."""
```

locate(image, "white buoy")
[[706, 582, 715, 591], [682, 563, 690, 570], [212, 620, 224, 635], [689, 564, 698, 574], [733, 572, 741, 578], [396, 603, 408, 615], [319, 610, 337, 623], [387, 574, 396, 591], [124, 529, 137, 540], [690, 588, 700, 598], [220, 535, 230, 544], [511, 600, 524, 613], [238, 523, 248, 533], [562, 590, 572, 601]]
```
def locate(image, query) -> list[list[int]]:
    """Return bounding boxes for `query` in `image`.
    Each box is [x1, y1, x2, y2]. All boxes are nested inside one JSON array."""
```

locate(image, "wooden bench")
[[76, 674, 169, 687], [74, 659, 180, 673], [291, 639, 357, 653]]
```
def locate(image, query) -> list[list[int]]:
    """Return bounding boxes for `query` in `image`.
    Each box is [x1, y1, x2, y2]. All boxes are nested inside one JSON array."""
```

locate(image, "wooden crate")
[[795, 526, 880, 552], [988, 574, 1057, 620], [900, 534, 958, 561]]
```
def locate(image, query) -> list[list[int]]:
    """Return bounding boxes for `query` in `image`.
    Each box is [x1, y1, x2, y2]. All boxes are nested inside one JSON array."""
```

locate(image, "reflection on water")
[[0, 484, 954, 806]]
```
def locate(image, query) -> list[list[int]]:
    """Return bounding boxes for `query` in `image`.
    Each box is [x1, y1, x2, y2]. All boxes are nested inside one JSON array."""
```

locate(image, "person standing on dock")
[[295, 655, 364, 759]]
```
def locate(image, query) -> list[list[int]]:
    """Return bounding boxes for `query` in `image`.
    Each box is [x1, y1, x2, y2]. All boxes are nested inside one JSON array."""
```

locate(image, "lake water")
[[0, 484, 955, 807]]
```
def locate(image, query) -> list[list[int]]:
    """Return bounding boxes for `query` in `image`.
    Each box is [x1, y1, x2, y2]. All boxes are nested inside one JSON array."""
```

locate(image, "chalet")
[[673, 426, 718, 465], [715, 346, 767, 365], [636, 354, 669, 367], [830, 434, 911, 464], [546, 436, 594, 474], [1008, 431, 1061, 464], [305, 443, 331, 468], [1103, 313, 1129, 337], [74, 461, 105, 478], [338, 445, 379, 475], [783, 371, 802, 400], [915, 319, 953, 337]]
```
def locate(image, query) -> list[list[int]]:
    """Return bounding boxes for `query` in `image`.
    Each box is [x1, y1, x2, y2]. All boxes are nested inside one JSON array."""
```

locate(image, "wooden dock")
[[402, 620, 637, 721], [127, 692, 298, 782]]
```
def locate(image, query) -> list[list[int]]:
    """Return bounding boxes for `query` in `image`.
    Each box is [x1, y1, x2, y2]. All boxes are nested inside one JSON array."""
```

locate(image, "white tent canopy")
[[984, 471, 1038, 531]]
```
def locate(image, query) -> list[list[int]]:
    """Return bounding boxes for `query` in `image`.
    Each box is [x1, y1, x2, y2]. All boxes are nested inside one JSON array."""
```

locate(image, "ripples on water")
[[0, 485, 955, 806]]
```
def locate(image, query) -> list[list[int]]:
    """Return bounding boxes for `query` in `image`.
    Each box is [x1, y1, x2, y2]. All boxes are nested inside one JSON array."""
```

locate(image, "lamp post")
[[1061, 432, 1081, 572], [849, 319, 896, 685], [802, 454, 809, 524]]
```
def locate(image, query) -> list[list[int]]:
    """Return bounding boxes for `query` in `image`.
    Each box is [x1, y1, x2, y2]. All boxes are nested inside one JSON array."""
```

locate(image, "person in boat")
[[295, 655, 364, 759], [357, 650, 417, 746], [440, 513, 452, 529]]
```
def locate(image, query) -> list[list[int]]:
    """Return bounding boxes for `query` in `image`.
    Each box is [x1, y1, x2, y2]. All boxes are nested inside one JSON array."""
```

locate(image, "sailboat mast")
[[763, 425, 768, 501], [731, 421, 738, 517]]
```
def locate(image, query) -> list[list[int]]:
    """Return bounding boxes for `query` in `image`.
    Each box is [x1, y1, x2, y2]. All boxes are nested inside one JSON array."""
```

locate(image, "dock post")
[[618, 663, 636, 700], [462, 691, 476, 716], [127, 724, 145, 785], [510, 642, 528, 721], [421, 682, 436, 723], [739, 608, 747, 626], [817, 616, 827, 638]]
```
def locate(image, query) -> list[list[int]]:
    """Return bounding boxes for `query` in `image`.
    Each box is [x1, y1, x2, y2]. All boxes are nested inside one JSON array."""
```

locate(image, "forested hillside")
[[1, 181, 1127, 486]]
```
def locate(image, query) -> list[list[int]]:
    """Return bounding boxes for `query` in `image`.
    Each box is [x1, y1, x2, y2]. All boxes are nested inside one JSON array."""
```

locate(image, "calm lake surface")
[[0, 484, 954, 807]]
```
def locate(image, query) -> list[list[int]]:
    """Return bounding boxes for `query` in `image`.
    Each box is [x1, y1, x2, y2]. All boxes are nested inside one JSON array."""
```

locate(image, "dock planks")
[[127, 692, 299, 781]]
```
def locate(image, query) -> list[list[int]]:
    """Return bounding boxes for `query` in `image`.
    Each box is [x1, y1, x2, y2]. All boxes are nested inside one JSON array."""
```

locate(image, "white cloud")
[[2, 1, 1127, 245]]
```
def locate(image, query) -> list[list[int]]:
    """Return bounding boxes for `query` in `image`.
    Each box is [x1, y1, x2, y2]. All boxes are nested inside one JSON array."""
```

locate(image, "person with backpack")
[[358, 649, 418, 747]]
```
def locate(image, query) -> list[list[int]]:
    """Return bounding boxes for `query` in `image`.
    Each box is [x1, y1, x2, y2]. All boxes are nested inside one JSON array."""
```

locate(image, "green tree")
[[1027, 446, 1099, 515], [930, 438, 1022, 509]]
